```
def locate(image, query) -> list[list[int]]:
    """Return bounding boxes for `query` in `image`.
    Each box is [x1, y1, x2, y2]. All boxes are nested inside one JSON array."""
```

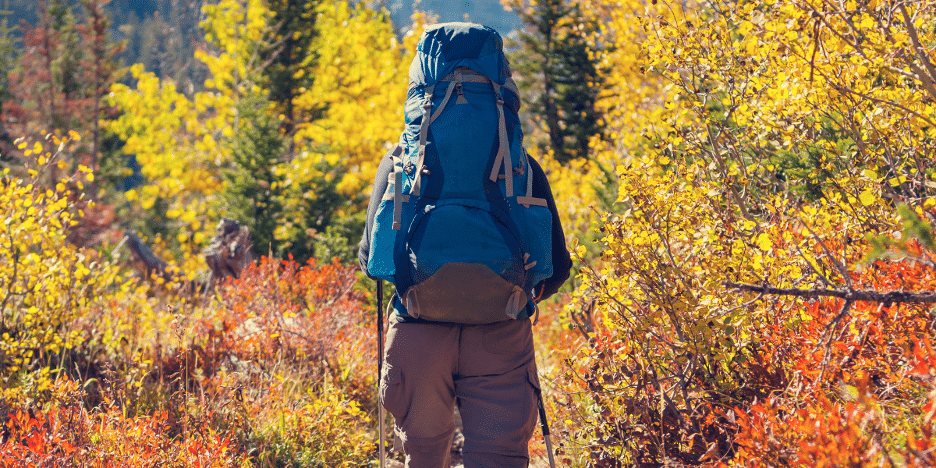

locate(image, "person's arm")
[[358, 148, 395, 277], [528, 156, 572, 301]]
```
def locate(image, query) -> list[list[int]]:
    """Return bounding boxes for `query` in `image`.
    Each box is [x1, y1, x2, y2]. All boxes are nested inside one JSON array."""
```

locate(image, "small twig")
[[712, 288, 766, 318], [791, 237, 835, 288], [800, 218, 853, 289], [809, 17, 822, 82], [817, 298, 853, 368]]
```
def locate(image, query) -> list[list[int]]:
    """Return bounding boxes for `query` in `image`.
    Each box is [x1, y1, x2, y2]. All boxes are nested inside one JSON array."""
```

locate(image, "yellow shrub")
[[1, 138, 119, 379]]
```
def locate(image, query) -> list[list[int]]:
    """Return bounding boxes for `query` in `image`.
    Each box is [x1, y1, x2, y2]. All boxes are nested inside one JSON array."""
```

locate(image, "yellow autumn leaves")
[[106, 0, 415, 264], [291, 1, 413, 195], [1, 140, 119, 375], [551, 0, 936, 411]]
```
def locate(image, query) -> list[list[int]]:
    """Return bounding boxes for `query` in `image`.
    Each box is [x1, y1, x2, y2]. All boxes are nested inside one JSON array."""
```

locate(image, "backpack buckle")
[[422, 87, 433, 110], [455, 82, 468, 105]]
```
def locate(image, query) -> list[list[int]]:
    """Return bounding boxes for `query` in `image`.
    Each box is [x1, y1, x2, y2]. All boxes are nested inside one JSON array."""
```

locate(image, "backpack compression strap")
[[410, 70, 463, 200], [444, 68, 520, 96], [388, 145, 406, 230], [437, 69, 543, 206], [394, 68, 545, 231], [489, 82, 514, 198], [516, 148, 548, 208]]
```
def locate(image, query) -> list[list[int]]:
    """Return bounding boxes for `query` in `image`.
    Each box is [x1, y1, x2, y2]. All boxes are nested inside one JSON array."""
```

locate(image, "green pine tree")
[[0, 5, 17, 156], [220, 96, 364, 265], [221, 96, 288, 258], [508, 0, 604, 163], [262, 0, 322, 138]]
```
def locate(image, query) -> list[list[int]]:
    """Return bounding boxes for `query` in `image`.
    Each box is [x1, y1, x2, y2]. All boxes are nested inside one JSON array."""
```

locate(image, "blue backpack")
[[367, 23, 553, 323]]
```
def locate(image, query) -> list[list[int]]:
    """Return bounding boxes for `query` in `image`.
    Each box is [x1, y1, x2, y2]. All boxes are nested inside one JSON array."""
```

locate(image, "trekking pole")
[[536, 389, 557, 468], [377, 280, 386, 468]]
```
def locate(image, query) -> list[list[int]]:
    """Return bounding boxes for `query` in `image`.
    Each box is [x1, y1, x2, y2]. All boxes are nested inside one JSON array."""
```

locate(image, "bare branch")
[[723, 281, 936, 304], [831, 82, 936, 128], [816, 298, 853, 384], [899, 3, 936, 101]]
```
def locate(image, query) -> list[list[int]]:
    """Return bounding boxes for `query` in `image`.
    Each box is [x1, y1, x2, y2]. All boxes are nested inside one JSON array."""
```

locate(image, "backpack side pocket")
[[368, 198, 398, 281], [512, 202, 553, 287], [368, 178, 415, 281]]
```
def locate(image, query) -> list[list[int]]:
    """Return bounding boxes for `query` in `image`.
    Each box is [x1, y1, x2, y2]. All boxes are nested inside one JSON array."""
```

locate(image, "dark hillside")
[[387, 0, 521, 35]]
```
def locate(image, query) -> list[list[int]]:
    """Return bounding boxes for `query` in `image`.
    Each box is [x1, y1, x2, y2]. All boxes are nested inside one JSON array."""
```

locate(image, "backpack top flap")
[[407, 23, 517, 110]]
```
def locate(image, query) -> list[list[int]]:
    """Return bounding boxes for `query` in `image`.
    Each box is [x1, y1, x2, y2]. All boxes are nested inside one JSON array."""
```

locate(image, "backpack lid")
[[408, 23, 515, 102]]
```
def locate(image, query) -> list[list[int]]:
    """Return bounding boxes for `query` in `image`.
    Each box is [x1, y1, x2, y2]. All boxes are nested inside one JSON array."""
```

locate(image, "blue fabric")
[[367, 22, 553, 321], [408, 22, 512, 91]]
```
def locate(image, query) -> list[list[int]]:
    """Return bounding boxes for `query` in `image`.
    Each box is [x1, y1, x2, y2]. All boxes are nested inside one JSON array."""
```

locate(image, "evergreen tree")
[[298, 155, 363, 265], [0, 5, 18, 158], [77, 0, 125, 199], [262, 0, 321, 137], [506, 0, 604, 163], [220, 96, 363, 264], [221, 96, 288, 258], [4, 0, 122, 197]]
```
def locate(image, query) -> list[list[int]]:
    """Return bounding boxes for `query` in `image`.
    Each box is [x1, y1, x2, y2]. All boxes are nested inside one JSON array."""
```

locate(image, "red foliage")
[[0, 378, 241, 467], [1, 256, 376, 465], [730, 249, 936, 467], [566, 237, 936, 466]]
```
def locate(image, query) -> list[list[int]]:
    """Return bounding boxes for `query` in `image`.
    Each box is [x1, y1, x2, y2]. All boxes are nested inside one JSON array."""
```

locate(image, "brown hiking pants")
[[380, 313, 541, 467]]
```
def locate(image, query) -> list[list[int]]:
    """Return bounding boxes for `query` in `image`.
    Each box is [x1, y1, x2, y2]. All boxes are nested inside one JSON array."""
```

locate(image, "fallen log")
[[124, 230, 175, 283]]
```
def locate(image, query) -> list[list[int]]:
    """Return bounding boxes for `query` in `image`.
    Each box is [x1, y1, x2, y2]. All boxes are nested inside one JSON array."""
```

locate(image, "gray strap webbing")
[[441, 68, 520, 97], [413, 77, 460, 197], [411, 84, 436, 198], [489, 83, 513, 197], [517, 148, 548, 208], [383, 172, 409, 202], [456, 80, 468, 104], [390, 145, 405, 230], [429, 71, 460, 123], [385, 158, 410, 202], [517, 196, 548, 207], [392, 169, 403, 230]]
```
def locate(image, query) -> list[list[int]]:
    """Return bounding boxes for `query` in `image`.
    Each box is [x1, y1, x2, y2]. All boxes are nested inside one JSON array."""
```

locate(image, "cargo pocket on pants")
[[524, 361, 542, 440], [527, 360, 543, 396], [381, 365, 407, 421]]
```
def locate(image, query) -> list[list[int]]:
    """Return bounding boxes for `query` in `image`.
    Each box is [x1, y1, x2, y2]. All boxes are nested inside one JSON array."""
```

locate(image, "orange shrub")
[[0, 376, 244, 467], [2, 256, 378, 466]]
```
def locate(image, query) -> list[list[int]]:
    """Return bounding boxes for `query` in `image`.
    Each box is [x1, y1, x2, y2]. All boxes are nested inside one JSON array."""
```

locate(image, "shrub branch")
[[723, 281, 936, 304]]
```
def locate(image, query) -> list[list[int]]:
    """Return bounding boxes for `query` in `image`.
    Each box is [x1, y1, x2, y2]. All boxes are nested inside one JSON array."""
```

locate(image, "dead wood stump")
[[203, 218, 253, 288]]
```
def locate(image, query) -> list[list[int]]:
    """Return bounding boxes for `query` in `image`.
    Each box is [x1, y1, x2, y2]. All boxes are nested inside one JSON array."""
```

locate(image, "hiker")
[[359, 23, 572, 467]]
